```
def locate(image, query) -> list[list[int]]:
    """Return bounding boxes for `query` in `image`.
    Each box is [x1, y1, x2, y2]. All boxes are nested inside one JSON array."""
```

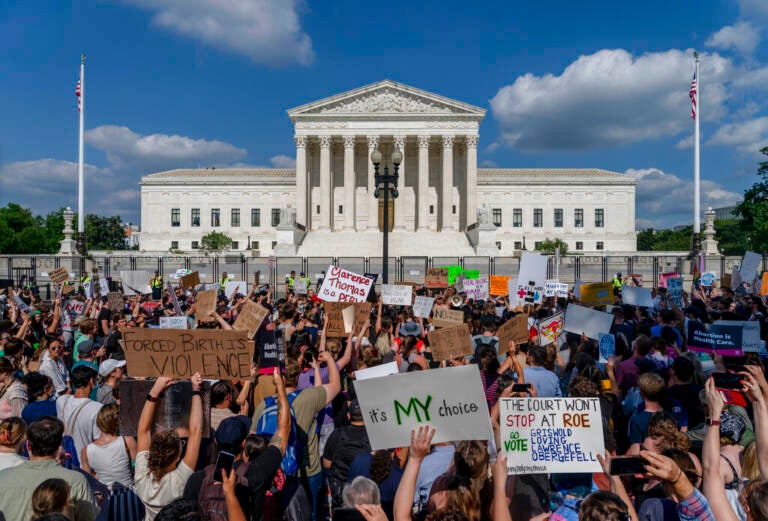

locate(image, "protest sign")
[[464, 277, 489, 300], [224, 281, 247, 298], [173, 269, 191, 279], [621, 286, 654, 308], [499, 397, 604, 474], [627, 274, 644, 287], [563, 305, 614, 340], [355, 365, 492, 450], [342, 305, 356, 333], [658, 272, 679, 289], [497, 314, 529, 350], [490, 275, 511, 296], [318, 265, 374, 302], [538, 313, 564, 346], [599, 333, 615, 363], [62, 299, 86, 331], [715, 320, 761, 353], [293, 279, 308, 294], [425, 268, 449, 288], [442, 266, 464, 286], [667, 277, 683, 307], [741, 251, 762, 282], [732, 266, 743, 290], [122, 328, 252, 379], [159, 316, 188, 329], [454, 273, 466, 293], [180, 271, 200, 290], [355, 362, 399, 381], [687, 322, 743, 356], [255, 328, 283, 372], [108, 292, 124, 313], [232, 300, 269, 339], [544, 280, 569, 298], [120, 270, 152, 296], [194, 289, 217, 323], [428, 324, 473, 361], [382, 284, 413, 306], [720, 273, 732, 290], [579, 282, 613, 307], [48, 267, 69, 284], [761, 273, 768, 296], [701, 272, 717, 287], [413, 296, 435, 318], [432, 307, 465, 329], [119, 379, 211, 438], [326, 302, 371, 337], [166, 281, 183, 316], [512, 252, 548, 306]]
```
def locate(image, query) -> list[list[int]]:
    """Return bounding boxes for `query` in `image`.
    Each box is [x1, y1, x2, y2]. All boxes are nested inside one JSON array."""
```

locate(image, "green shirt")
[[0, 459, 98, 521]]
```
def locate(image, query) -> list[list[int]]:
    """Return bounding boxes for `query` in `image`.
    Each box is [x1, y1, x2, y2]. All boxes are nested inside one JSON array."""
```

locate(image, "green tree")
[[714, 219, 750, 256], [636, 226, 692, 251], [0, 203, 47, 254], [201, 231, 232, 252], [735, 146, 768, 252], [535, 238, 568, 255], [85, 215, 127, 250]]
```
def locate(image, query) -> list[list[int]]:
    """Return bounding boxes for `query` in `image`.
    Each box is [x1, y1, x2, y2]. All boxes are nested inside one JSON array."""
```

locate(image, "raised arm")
[[336, 331, 354, 370], [375, 300, 383, 334], [47, 299, 61, 333], [319, 314, 328, 352], [270, 367, 290, 456], [394, 426, 435, 521], [210, 311, 233, 330], [701, 377, 738, 521], [138, 377, 175, 452], [491, 453, 512, 521], [182, 373, 204, 470], [317, 351, 341, 404], [743, 371, 768, 479]]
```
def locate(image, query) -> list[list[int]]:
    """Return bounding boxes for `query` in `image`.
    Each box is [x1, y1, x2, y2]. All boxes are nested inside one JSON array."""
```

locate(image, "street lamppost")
[[371, 148, 402, 284]]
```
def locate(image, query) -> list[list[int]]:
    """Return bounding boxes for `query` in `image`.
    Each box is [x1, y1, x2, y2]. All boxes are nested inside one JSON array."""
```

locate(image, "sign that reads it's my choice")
[[122, 329, 252, 379]]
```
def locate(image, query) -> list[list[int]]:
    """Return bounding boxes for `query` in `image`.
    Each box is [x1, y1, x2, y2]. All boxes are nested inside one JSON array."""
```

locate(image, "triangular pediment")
[[288, 80, 486, 118]]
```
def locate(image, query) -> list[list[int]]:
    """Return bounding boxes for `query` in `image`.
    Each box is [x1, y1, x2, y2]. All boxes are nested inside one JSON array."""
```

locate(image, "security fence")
[[0, 253, 759, 300]]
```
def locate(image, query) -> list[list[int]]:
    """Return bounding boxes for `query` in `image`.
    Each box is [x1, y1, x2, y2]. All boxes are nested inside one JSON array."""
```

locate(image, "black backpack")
[[327, 427, 371, 506]]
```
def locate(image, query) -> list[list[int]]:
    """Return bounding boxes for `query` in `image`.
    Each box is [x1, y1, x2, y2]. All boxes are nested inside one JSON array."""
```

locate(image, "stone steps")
[[297, 230, 476, 257]]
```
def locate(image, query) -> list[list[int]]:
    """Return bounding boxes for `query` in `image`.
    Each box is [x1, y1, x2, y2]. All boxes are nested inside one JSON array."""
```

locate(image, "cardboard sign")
[[48, 267, 70, 284], [180, 271, 201, 290], [464, 277, 489, 300], [413, 296, 435, 318], [355, 362, 399, 381], [544, 280, 569, 298], [224, 281, 247, 298], [667, 277, 683, 307], [159, 316, 188, 329], [232, 300, 269, 339], [715, 320, 762, 353], [538, 313, 564, 346], [627, 274, 644, 287], [761, 273, 768, 296], [122, 328, 251, 379], [701, 272, 717, 287], [497, 314, 530, 350], [318, 265, 375, 302], [119, 379, 211, 438], [382, 284, 413, 306], [563, 305, 614, 340], [428, 323, 473, 361], [579, 282, 613, 307], [293, 279, 308, 294], [621, 286, 654, 308], [741, 251, 762, 282], [195, 289, 218, 323], [687, 322, 743, 356], [432, 307, 465, 328], [500, 397, 604, 474], [721, 273, 732, 290], [342, 305, 356, 333], [490, 275, 511, 296], [426, 268, 449, 289], [599, 333, 615, 363], [108, 292, 124, 313], [354, 365, 492, 450], [326, 302, 372, 337], [120, 270, 152, 296]]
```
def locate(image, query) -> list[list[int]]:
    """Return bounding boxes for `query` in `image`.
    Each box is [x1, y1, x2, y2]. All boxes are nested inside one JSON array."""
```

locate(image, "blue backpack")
[[256, 390, 304, 477]]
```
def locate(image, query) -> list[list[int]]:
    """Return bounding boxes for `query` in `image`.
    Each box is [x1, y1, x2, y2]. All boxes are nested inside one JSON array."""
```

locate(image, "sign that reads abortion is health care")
[[500, 397, 604, 474], [318, 265, 375, 302]]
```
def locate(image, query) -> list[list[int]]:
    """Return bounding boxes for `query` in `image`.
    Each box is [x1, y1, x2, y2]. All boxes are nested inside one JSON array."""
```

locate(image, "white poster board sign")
[[544, 280, 569, 298], [354, 365, 493, 450], [381, 284, 413, 306], [741, 251, 762, 282], [120, 271, 152, 296], [224, 281, 247, 297], [621, 286, 655, 308], [512, 252, 548, 306], [293, 279, 308, 294], [355, 362, 399, 381], [500, 397, 604, 474], [159, 316, 188, 329], [412, 296, 435, 318], [318, 265, 375, 303], [463, 277, 489, 300], [563, 305, 614, 340]]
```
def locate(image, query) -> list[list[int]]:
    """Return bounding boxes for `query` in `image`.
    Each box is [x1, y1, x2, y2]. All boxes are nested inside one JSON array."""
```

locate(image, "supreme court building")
[[140, 80, 637, 257]]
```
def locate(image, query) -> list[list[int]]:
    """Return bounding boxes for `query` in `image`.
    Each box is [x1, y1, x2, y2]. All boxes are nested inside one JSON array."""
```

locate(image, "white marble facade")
[[139, 80, 637, 256]]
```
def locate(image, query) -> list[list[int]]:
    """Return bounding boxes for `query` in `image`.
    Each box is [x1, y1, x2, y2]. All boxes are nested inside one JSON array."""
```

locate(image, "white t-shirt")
[[55, 395, 103, 456], [0, 452, 25, 471], [134, 450, 194, 521]]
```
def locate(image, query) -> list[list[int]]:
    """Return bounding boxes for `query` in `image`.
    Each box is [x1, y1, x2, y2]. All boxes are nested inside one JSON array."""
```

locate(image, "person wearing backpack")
[[322, 399, 371, 508], [252, 351, 341, 521], [472, 322, 499, 362]]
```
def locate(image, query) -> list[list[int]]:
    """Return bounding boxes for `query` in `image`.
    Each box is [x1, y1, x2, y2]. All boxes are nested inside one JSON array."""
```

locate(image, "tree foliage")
[[85, 215, 127, 251], [200, 231, 232, 252], [735, 146, 768, 252], [535, 238, 568, 256], [636, 227, 692, 252]]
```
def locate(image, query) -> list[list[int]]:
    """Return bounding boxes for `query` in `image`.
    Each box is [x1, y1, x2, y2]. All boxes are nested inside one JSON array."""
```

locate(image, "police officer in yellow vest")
[[150, 270, 163, 301], [219, 272, 232, 292], [285, 270, 296, 291], [612, 272, 624, 297]]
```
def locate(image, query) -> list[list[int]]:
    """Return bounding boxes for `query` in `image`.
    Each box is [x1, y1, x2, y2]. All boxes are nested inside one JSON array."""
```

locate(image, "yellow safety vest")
[[286, 276, 295, 289], [151, 276, 163, 289], [219, 276, 231, 290], [80, 275, 91, 284]]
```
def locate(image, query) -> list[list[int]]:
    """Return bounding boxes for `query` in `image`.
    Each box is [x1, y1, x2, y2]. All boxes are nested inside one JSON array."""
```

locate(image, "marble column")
[[319, 135, 332, 231], [393, 135, 406, 231], [417, 135, 430, 231], [294, 135, 308, 227], [441, 135, 454, 231], [367, 135, 379, 230], [343, 136, 356, 231], [465, 135, 479, 228]]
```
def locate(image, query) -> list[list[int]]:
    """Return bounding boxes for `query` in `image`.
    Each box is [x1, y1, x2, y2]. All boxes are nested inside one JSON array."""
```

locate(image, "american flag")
[[689, 73, 697, 119], [76, 79, 81, 112]]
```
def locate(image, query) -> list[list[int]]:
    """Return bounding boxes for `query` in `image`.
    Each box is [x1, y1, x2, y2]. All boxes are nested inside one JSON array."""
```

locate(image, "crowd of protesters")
[[0, 269, 765, 521]]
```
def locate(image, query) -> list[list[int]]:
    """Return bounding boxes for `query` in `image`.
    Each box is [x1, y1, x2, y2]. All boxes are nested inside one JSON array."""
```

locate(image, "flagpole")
[[693, 52, 701, 249], [76, 54, 87, 255]]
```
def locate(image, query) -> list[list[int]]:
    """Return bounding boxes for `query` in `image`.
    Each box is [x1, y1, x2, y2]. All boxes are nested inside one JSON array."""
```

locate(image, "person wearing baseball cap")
[[96, 359, 126, 405]]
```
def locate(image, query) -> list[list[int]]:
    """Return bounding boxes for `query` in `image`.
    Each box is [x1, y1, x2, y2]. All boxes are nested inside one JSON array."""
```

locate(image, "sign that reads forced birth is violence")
[[318, 265, 375, 302], [500, 397, 604, 474], [354, 364, 492, 450], [122, 328, 252, 379]]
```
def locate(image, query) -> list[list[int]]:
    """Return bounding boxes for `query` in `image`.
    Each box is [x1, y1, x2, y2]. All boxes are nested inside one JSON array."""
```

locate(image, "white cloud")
[[489, 49, 732, 151], [479, 160, 497, 167], [706, 22, 761, 55], [269, 154, 296, 168], [85, 125, 247, 171], [119, 0, 314, 65], [627, 167, 742, 228], [738, 0, 768, 21], [484, 142, 501, 153], [707, 117, 768, 153]]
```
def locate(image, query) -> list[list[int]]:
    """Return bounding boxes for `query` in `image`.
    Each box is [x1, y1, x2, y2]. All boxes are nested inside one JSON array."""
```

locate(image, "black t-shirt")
[[97, 308, 112, 336], [668, 383, 704, 427], [323, 425, 371, 487], [245, 445, 283, 521], [183, 460, 252, 517]]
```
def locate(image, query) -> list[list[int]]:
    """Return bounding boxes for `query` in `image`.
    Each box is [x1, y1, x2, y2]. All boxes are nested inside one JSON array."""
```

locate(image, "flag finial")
[[694, 51, 699, 60], [80, 53, 86, 64]]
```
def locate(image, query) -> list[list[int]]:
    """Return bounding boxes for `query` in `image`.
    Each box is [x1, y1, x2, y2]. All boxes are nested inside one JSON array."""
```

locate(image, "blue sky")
[[2, 0, 768, 228]]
